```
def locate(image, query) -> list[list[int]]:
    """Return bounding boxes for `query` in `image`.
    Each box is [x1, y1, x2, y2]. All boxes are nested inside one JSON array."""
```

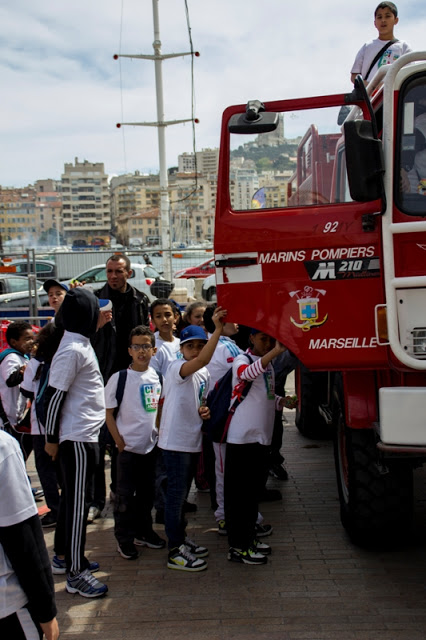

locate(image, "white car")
[[64, 263, 174, 302], [201, 274, 217, 302]]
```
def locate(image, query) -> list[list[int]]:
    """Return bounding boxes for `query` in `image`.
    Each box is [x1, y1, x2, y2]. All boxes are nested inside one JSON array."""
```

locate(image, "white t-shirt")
[[0, 431, 37, 618], [351, 39, 412, 81], [206, 335, 242, 388], [0, 352, 27, 427], [49, 331, 105, 443], [158, 358, 209, 453], [226, 352, 276, 446], [21, 357, 42, 435], [104, 367, 161, 455], [150, 333, 181, 376]]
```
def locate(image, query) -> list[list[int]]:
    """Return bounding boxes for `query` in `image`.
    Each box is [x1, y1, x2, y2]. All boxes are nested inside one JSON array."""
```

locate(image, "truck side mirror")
[[344, 119, 384, 201], [228, 100, 279, 134]]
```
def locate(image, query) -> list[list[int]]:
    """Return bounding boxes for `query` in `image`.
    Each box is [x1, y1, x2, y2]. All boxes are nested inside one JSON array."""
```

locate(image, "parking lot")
[[30, 396, 426, 640]]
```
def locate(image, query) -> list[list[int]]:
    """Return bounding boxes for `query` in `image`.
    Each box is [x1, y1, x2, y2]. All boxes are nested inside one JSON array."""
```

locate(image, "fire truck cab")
[[214, 52, 426, 543]]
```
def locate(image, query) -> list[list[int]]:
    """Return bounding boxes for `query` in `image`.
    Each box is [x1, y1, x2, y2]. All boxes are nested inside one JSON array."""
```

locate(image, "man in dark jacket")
[[89, 254, 150, 521], [91, 254, 150, 383]]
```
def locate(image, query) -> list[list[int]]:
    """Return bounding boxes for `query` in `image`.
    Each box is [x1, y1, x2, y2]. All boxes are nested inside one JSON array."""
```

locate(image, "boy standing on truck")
[[350, 2, 411, 84]]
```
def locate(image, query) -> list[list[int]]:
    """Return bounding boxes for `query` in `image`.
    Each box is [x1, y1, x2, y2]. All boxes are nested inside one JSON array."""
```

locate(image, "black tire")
[[333, 378, 413, 545], [205, 286, 216, 302], [295, 364, 331, 439]]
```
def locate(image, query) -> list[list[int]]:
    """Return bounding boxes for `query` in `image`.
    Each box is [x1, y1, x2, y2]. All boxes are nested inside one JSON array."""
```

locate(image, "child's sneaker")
[[167, 544, 208, 572], [134, 531, 166, 549], [255, 523, 273, 537], [184, 537, 209, 558], [217, 520, 227, 536], [227, 547, 268, 565], [252, 538, 272, 555], [117, 542, 138, 560], [66, 568, 108, 598], [51, 556, 100, 575]]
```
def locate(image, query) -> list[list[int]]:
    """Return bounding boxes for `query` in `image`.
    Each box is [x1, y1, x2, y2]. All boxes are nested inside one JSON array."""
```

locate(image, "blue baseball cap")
[[99, 299, 112, 311], [43, 279, 69, 293], [180, 325, 208, 344]]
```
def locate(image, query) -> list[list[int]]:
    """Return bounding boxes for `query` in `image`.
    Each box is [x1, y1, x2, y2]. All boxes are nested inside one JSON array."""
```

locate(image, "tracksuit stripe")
[[70, 441, 87, 574]]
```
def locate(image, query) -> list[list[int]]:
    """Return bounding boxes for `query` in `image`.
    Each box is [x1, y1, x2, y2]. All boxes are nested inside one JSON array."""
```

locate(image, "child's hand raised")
[[212, 306, 227, 331], [272, 341, 287, 356]]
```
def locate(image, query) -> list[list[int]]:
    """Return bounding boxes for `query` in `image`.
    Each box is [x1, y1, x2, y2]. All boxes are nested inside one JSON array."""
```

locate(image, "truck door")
[[214, 94, 387, 371]]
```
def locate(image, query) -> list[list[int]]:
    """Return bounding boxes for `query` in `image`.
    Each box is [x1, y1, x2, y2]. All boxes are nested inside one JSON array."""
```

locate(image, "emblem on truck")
[[289, 286, 328, 331]]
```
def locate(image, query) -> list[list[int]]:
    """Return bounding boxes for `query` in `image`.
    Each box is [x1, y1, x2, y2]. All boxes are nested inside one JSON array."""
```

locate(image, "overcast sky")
[[1, 0, 425, 187]]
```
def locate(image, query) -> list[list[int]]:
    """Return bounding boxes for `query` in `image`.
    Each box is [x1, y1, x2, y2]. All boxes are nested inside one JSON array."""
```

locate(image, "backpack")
[[202, 353, 253, 443], [35, 361, 51, 428], [0, 349, 31, 434]]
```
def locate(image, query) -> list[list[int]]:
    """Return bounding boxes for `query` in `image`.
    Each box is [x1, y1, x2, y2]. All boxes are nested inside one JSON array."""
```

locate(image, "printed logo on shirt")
[[199, 380, 207, 405], [263, 370, 275, 400], [378, 49, 398, 67], [140, 383, 161, 412]]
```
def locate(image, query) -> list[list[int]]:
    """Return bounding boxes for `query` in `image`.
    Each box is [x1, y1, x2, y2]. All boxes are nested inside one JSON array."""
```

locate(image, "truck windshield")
[[229, 105, 353, 210], [397, 74, 426, 215]]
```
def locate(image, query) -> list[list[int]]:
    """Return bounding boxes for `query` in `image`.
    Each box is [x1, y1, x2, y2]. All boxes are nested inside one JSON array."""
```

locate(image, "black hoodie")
[[58, 287, 100, 338]]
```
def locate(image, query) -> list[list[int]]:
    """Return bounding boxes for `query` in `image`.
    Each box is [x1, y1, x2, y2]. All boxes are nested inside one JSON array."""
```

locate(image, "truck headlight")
[[412, 328, 426, 357]]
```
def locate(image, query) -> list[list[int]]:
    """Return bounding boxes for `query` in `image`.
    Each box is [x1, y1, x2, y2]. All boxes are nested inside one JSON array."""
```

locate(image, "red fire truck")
[[213, 52, 426, 544]]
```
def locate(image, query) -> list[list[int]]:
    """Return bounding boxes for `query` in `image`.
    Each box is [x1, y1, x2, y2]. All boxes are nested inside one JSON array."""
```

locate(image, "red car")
[[173, 258, 215, 279]]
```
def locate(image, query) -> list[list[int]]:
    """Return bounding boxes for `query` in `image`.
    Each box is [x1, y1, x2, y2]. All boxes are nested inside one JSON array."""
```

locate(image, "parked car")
[[0, 275, 43, 296], [174, 258, 215, 279], [0, 286, 49, 309], [201, 274, 217, 302], [63, 263, 174, 302], [10, 259, 57, 281]]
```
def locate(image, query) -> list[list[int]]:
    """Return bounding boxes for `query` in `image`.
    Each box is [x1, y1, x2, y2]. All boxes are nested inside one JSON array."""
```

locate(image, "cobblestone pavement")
[[29, 398, 426, 639]]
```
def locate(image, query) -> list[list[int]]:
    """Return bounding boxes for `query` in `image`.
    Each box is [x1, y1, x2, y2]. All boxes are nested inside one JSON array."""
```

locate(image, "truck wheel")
[[205, 286, 217, 302], [333, 381, 413, 545], [295, 364, 331, 439]]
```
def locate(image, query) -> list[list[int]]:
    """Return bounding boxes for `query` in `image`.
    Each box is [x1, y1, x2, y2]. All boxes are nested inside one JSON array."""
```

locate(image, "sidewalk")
[[29, 395, 426, 639]]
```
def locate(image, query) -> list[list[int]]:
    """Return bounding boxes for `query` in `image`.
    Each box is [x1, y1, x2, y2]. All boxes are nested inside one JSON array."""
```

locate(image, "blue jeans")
[[162, 450, 197, 550]]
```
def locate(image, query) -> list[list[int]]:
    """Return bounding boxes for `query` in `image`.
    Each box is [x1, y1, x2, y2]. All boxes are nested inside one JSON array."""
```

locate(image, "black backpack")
[[35, 361, 51, 428], [202, 354, 253, 443]]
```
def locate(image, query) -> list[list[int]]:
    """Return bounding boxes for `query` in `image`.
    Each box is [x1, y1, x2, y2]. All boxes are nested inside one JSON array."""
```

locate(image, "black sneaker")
[[167, 545, 207, 572], [252, 538, 272, 555], [184, 537, 209, 558], [117, 542, 138, 560], [134, 531, 166, 549], [255, 523, 273, 537], [40, 512, 57, 528], [217, 520, 227, 536], [269, 463, 289, 481], [227, 547, 268, 565]]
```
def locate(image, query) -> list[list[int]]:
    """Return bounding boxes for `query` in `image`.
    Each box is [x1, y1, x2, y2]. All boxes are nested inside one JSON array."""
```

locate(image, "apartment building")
[[61, 158, 111, 245], [0, 186, 38, 247]]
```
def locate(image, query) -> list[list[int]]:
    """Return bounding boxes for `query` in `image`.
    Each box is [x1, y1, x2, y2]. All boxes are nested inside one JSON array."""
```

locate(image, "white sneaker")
[[87, 506, 101, 523], [167, 544, 208, 572]]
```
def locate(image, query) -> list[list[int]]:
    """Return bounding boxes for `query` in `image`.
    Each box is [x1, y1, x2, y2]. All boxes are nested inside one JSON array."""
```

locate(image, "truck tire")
[[205, 286, 217, 302], [333, 379, 413, 545], [295, 364, 331, 439]]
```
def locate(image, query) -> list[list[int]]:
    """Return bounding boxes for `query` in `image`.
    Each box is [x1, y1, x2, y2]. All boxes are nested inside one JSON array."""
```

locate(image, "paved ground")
[[29, 384, 426, 640]]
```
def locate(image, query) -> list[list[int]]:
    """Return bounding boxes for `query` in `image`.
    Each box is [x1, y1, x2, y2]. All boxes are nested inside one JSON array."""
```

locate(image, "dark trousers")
[[224, 442, 268, 550], [32, 435, 60, 518], [54, 440, 98, 574], [90, 423, 108, 510], [114, 448, 157, 545], [0, 605, 42, 639], [162, 450, 198, 549]]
